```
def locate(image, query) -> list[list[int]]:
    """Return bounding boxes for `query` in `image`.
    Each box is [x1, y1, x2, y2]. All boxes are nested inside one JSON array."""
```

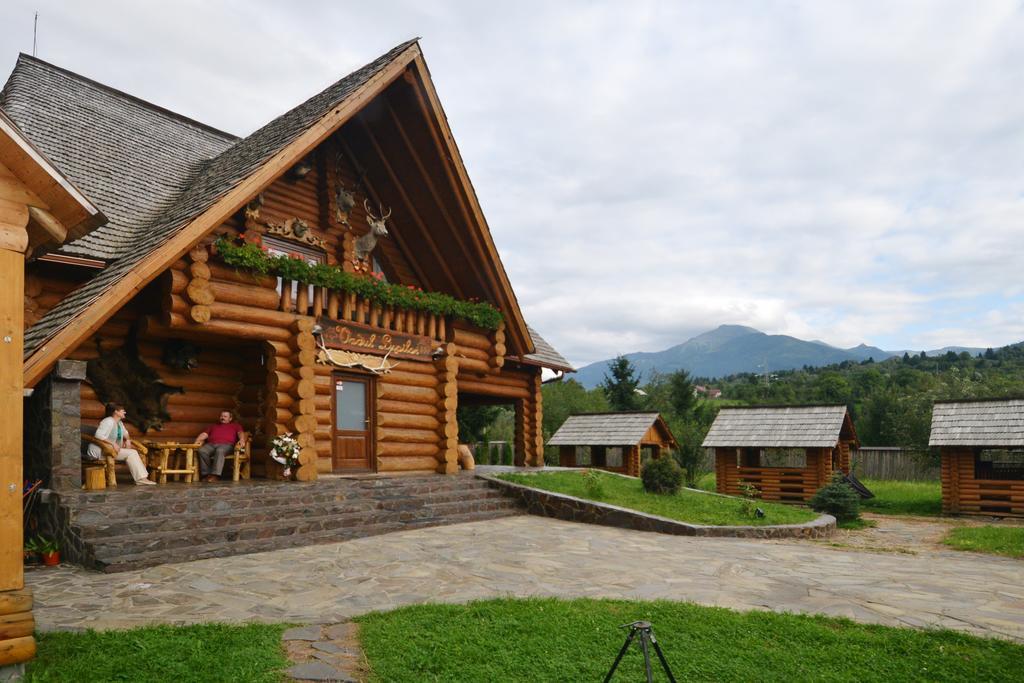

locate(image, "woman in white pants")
[[88, 403, 155, 485]]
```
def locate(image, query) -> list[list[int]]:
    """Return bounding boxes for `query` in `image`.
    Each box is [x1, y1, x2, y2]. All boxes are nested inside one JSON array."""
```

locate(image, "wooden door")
[[332, 373, 374, 472]]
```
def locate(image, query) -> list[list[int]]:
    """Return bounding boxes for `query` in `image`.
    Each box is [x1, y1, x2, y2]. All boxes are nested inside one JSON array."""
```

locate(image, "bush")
[[641, 456, 683, 495], [581, 469, 605, 499], [808, 474, 861, 522]]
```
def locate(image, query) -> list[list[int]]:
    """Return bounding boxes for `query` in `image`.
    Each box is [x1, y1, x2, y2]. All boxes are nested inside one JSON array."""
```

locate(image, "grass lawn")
[[944, 526, 1024, 558], [357, 598, 1024, 682], [499, 470, 818, 526], [26, 623, 289, 682], [859, 479, 942, 517]]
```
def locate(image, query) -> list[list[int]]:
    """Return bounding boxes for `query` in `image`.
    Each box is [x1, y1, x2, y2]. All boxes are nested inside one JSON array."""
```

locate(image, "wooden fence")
[[852, 448, 939, 481]]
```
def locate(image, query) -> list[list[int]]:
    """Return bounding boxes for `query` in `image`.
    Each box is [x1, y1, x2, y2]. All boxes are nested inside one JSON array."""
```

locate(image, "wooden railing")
[[277, 280, 447, 342]]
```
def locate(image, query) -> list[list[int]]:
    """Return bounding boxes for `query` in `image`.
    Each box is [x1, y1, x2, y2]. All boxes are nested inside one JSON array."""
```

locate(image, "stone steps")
[[79, 489, 511, 538], [49, 473, 523, 572], [94, 505, 522, 573]]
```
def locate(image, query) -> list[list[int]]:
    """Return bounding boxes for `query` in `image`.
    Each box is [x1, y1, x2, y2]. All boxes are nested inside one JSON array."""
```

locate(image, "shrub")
[[808, 474, 861, 522], [641, 456, 683, 495], [581, 469, 605, 499]]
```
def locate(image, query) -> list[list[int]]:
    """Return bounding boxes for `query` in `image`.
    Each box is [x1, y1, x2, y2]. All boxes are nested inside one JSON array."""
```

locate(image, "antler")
[[363, 199, 391, 222], [363, 198, 379, 221]]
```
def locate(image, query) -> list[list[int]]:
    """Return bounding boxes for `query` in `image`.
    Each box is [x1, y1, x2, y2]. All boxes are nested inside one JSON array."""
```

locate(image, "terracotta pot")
[[41, 551, 60, 567]]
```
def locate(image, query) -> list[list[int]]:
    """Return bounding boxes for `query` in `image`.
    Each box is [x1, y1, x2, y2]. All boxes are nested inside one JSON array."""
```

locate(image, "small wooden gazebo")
[[548, 412, 678, 477], [930, 399, 1024, 517], [703, 405, 859, 502]]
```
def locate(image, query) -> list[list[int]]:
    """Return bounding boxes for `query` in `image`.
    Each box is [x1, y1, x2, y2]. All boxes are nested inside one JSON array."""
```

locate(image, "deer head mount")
[[335, 183, 356, 223], [355, 200, 391, 262]]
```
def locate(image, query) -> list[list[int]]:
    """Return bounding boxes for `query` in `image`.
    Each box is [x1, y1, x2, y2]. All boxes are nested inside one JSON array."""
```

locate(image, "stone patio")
[[25, 515, 1024, 642]]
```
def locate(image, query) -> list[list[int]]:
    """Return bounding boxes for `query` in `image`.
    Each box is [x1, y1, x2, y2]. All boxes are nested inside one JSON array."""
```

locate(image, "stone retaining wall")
[[479, 474, 835, 539]]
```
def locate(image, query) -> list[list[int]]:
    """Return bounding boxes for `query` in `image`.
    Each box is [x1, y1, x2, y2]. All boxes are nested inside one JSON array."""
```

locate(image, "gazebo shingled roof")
[[929, 399, 1024, 448], [702, 405, 855, 448], [547, 412, 676, 448]]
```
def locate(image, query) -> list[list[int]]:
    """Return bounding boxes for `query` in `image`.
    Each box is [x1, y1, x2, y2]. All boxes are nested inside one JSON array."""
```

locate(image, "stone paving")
[[24, 516, 1024, 643]]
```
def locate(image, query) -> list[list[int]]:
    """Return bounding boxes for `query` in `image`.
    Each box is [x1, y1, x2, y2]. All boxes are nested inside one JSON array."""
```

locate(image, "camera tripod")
[[603, 620, 677, 683]]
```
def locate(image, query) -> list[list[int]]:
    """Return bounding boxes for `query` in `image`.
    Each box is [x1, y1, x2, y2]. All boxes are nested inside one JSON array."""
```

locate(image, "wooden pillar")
[[558, 445, 576, 467], [513, 398, 527, 467], [941, 447, 963, 514], [837, 441, 851, 474], [526, 371, 544, 466], [435, 343, 459, 474], [592, 446, 607, 468], [626, 445, 641, 477], [714, 448, 732, 494], [0, 203, 35, 667], [290, 319, 318, 481]]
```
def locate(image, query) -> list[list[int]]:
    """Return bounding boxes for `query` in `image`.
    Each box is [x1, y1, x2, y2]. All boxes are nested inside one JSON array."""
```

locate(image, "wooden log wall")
[[24, 270, 87, 326], [375, 359, 443, 473], [0, 589, 34, 667], [942, 448, 1024, 517]]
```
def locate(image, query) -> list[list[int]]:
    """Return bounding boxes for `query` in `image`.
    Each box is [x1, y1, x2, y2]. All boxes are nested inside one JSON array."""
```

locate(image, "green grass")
[[944, 526, 1024, 558], [859, 479, 942, 517], [499, 470, 818, 526], [26, 623, 289, 682], [356, 598, 1024, 682]]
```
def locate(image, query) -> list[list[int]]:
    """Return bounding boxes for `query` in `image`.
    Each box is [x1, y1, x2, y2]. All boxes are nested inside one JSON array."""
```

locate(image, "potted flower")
[[269, 433, 301, 479], [39, 537, 60, 566]]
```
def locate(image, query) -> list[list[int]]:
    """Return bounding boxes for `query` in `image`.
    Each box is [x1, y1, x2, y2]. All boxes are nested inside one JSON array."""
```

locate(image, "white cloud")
[[3, 1, 1023, 366]]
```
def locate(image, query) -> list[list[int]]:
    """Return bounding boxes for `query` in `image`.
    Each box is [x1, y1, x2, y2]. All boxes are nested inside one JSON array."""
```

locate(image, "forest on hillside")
[[531, 342, 1024, 465]]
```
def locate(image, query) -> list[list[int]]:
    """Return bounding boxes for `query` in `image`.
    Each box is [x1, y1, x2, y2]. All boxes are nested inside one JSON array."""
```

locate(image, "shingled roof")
[[0, 54, 237, 260], [702, 405, 855, 448], [929, 399, 1024, 447], [521, 325, 574, 373], [4, 40, 417, 359], [547, 412, 676, 447]]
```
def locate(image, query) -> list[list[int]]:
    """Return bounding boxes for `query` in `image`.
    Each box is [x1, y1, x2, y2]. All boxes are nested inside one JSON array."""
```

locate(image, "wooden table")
[[143, 442, 202, 484]]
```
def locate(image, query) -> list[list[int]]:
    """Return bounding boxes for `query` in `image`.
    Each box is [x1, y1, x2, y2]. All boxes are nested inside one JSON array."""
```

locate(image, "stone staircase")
[[46, 473, 522, 572]]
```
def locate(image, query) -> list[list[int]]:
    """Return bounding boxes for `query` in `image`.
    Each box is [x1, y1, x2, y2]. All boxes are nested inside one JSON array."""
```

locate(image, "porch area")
[[38, 471, 523, 572]]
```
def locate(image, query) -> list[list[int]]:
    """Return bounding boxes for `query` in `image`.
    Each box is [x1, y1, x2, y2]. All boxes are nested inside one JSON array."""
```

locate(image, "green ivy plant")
[[212, 236, 504, 330]]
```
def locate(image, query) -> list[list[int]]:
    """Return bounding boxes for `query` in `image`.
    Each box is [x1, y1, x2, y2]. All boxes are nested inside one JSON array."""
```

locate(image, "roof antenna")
[[33, 12, 38, 57]]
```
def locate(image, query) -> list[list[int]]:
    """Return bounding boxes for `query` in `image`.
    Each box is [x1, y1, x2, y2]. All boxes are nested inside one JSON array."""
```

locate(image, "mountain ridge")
[[573, 325, 988, 388]]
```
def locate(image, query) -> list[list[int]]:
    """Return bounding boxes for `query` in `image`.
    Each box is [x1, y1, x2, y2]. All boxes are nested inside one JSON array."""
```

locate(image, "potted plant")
[[37, 536, 60, 566], [23, 537, 41, 566], [268, 433, 301, 479]]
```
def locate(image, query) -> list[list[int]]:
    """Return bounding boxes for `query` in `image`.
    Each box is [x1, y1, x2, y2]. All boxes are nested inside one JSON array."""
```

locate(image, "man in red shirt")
[[196, 410, 246, 482]]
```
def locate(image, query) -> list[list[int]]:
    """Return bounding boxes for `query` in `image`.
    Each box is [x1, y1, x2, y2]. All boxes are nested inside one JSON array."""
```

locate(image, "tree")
[[457, 405, 505, 442], [667, 369, 696, 418], [601, 356, 641, 411]]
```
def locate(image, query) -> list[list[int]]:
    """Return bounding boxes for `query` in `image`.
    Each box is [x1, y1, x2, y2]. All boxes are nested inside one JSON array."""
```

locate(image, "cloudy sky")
[[3, 1, 1023, 366]]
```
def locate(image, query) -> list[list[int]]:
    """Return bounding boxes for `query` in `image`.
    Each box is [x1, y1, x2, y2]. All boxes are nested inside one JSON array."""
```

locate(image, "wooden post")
[[714, 448, 732, 494], [626, 445, 641, 477], [0, 202, 34, 668], [941, 447, 962, 514], [559, 445, 576, 467], [513, 398, 527, 467], [435, 343, 458, 474]]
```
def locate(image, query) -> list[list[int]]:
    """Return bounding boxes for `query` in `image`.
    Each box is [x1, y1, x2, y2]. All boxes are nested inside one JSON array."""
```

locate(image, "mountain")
[[574, 325, 906, 388]]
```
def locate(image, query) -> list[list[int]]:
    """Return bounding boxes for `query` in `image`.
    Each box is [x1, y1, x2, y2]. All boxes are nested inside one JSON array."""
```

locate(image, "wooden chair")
[[81, 426, 150, 488], [223, 432, 251, 482]]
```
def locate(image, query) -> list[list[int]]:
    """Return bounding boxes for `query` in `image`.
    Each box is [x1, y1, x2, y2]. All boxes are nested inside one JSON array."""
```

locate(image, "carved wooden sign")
[[317, 318, 434, 361]]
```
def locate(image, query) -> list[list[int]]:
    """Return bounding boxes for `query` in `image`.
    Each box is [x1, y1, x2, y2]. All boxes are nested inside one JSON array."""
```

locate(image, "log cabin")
[[0, 110, 105, 671], [703, 405, 859, 502], [930, 399, 1024, 517], [548, 412, 678, 477], [3, 40, 572, 498]]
